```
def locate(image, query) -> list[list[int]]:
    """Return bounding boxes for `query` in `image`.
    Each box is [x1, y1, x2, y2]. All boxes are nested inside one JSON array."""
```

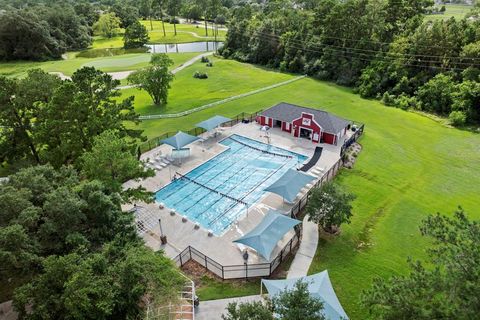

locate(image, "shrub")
[[448, 110, 467, 126], [381, 92, 395, 106], [393, 94, 416, 110], [206, 62, 213, 67], [193, 71, 208, 79], [200, 56, 210, 63]]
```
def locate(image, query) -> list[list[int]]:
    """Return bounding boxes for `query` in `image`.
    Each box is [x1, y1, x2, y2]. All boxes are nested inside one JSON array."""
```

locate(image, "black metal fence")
[[167, 112, 365, 279], [341, 123, 365, 156], [173, 226, 302, 280], [172, 156, 347, 280], [138, 111, 263, 153]]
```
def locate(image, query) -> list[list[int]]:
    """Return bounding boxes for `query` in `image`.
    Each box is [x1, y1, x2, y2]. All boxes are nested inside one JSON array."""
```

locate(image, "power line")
[[250, 30, 480, 64], [247, 31, 480, 70]]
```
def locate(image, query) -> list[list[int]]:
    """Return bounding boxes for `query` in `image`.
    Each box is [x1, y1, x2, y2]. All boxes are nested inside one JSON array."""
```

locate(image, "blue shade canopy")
[[161, 131, 200, 150], [233, 210, 300, 259], [262, 271, 349, 320], [195, 115, 231, 131], [264, 169, 315, 202]]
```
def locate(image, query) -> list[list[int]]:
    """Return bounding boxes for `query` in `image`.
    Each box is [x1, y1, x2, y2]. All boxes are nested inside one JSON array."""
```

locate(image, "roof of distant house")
[[260, 102, 351, 134]]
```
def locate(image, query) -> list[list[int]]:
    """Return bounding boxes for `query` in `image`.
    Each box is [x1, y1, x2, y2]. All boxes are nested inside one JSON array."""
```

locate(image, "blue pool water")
[[155, 134, 307, 235]]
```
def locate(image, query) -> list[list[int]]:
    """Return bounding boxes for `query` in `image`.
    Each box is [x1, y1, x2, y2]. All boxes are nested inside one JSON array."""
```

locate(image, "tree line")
[[0, 66, 188, 318], [221, 0, 480, 126], [0, 1, 98, 60]]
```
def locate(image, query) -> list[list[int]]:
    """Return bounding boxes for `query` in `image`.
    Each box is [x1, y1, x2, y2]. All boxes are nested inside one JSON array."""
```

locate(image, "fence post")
[[222, 266, 224, 279], [204, 255, 208, 270], [179, 253, 183, 266], [244, 263, 248, 280]]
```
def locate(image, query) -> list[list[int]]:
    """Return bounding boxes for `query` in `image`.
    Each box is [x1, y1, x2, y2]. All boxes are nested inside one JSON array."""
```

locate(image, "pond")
[[147, 41, 223, 54], [76, 42, 224, 58]]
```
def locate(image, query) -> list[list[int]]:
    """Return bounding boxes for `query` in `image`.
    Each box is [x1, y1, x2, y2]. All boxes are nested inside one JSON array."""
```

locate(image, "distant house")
[[257, 102, 351, 145]]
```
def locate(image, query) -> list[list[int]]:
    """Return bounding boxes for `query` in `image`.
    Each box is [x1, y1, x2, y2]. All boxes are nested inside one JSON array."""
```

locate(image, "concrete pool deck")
[[123, 122, 350, 267]]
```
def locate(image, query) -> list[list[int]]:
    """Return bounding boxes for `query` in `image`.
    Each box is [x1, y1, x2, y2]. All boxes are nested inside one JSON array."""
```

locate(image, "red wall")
[[322, 132, 336, 145], [292, 113, 321, 143], [281, 121, 291, 133]]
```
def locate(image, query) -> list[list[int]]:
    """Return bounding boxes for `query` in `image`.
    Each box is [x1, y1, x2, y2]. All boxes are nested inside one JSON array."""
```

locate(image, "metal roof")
[[260, 102, 351, 134]]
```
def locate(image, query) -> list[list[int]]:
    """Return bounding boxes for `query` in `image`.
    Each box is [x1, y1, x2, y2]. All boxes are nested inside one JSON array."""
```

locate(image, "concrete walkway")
[[195, 295, 262, 320], [287, 215, 319, 279], [194, 215, 320, 319]]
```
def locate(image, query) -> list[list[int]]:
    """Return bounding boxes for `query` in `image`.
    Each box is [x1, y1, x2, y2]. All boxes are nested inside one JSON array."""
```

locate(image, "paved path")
[[195, 295, 262, 320], [287, 215, 319, 279], [49, 52, 214, 89]]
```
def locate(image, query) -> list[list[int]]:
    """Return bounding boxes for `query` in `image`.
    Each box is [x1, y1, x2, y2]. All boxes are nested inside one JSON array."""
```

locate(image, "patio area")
[[123, 122, 352, 269]]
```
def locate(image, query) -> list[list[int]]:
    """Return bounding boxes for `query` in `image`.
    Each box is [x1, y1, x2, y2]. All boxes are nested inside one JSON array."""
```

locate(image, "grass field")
[[425, 4, 473, 21], [0, 52, 200, 78], [131, 61, 480, 319], [120, 57, 294, 117], [93, 21, 226, 49]]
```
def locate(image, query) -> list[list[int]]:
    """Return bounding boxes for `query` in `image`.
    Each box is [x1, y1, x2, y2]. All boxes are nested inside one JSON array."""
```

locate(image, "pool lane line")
[[157, 139, 252, 201], [184, 148, 289, 223], [164, 143, 257, 206], [183, 149, 273, 216], [208, 155, 292, 228]]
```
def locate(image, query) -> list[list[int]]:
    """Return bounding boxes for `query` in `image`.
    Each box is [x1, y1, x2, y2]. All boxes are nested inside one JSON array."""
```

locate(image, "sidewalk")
[[287, 215, 319, 279], [195, 295, 262, 320]]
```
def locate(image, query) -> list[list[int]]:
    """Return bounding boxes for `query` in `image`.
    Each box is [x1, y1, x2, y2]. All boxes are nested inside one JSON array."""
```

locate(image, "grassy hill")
[[132, 60, 480, 319]]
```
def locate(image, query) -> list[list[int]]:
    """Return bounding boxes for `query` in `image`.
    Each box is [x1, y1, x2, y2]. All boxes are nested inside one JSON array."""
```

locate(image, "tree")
[[361, 208, 480, 319], [0, 10, 63, 60], [306, 183, 355, 233], [93, 13, 121, 38], [272, 281, 325, 320], [0, 67, 142, 169], [0, 165, 138, 281], [123, 20, 150, 49], [127, 54, 174, 106], [80, 130, 154, 202], [112, 3, 140, 28], [416, 74, 456, 115], [222, 280, 325, 320], [37, 67, 142, 168], [222, 301, 273, 320], [152, 0, 167, 37], [167, 0, 183, 35], [0, 69, 61, 165], [13, 243, 184, 319]]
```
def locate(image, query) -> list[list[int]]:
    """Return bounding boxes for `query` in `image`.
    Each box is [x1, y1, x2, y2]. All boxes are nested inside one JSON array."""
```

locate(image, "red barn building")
[[257, 103, 351, 145]]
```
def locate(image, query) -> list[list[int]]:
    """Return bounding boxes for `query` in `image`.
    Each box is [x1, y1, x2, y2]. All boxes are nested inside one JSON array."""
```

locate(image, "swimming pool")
[[155, 134, 307, 235]]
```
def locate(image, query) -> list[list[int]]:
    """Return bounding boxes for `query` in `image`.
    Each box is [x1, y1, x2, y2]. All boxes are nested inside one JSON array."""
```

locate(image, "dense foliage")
[[221, 0, 480, 126], [0, 165, 183, 318], [123, 20, 150, 48], [222, 280, 326, 320], [0, 2, 94, 60], [0, 68, 142, 169], [361, 208, 480, 319], [128, 53, 175, 106], [306, 183, 355, 233]]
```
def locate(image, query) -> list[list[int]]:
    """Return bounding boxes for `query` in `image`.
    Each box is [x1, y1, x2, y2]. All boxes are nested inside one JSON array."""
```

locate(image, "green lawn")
[[0, 52, 200, 78], [132, 66, 480, 319], [93, 21, 226, 49], [121, 57, 294, 117], [425, 4, 473, 21]]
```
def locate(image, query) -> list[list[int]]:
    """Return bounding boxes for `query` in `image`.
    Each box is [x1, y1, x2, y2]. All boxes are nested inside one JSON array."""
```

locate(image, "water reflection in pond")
[[147, 41, 223, 53]]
